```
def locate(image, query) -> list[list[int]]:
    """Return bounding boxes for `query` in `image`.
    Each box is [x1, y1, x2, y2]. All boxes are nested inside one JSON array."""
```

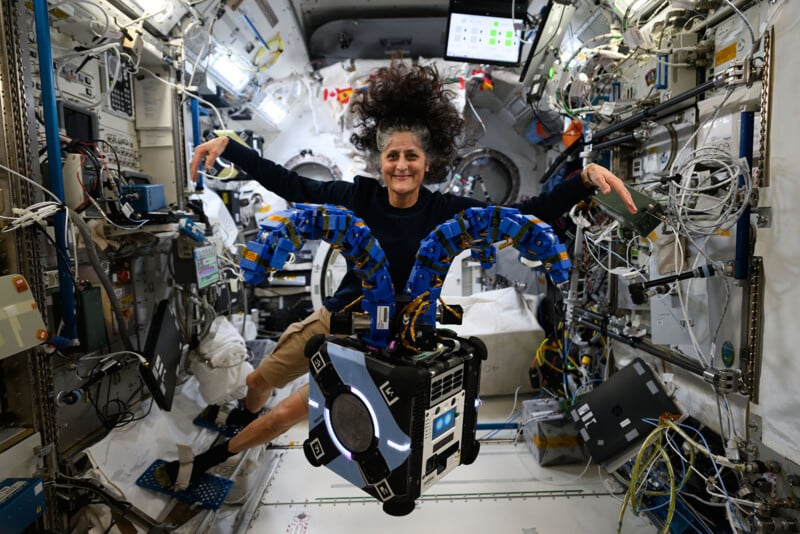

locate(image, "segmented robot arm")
[[402, 206, 571, 348], [239, 204, 395, 347]]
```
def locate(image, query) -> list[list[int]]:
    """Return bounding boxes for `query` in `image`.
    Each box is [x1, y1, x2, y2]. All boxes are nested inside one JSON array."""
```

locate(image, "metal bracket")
[[753, 207, 772, 228], [703, 368, 742, 393], [725, 60, 760, 87], [34, 442, 55, 459]]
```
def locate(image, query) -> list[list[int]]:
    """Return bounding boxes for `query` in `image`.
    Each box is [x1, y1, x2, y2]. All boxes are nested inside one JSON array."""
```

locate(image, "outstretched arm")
[[188, 135, 354, 207], [511, 163, 637, 223]]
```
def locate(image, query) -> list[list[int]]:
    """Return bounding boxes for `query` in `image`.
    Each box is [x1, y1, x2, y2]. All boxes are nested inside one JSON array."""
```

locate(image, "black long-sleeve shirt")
[[224, 141, 590, 312]]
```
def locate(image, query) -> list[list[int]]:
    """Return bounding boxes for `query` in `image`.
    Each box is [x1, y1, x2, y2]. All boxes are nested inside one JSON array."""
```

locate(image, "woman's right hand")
[[190, 135, 230, 182]]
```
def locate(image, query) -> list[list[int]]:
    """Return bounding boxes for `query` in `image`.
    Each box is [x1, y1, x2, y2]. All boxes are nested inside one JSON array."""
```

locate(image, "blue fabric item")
[[524, 119, 552, 145], [541, 166, 569, 195], [223, 141, 591, 312], [192, 413, 240, 438], [136, 459, 233, 510]]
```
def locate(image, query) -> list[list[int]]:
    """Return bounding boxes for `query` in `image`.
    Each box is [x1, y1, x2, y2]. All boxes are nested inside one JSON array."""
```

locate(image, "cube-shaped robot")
[[303, 334, 486, 516]]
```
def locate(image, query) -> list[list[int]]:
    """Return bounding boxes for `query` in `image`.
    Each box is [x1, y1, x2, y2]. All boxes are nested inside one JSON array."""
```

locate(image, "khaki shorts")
[[257, 307, 331, 390]]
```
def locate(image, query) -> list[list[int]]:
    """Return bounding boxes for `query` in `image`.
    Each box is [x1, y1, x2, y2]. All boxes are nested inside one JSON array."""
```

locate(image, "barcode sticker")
[[377, 306, 390, 330]]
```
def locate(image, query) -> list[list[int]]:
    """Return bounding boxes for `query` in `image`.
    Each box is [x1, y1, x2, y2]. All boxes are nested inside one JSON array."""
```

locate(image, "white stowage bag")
[[437, 287, 545, 396], [189, 316, 253, 405]]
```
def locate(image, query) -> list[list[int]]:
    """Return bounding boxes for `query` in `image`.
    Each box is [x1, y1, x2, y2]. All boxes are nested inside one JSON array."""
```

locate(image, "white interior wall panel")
[[754, 0, 800, 464]]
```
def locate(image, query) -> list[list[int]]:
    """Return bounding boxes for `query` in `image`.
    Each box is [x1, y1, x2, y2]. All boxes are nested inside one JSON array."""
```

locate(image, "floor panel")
[[247, 438, 656, 534]]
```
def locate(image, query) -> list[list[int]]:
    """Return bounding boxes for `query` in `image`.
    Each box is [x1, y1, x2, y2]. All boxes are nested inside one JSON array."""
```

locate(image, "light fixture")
[[256, 79, 304, 126], [256, 94, 287, 125], [209, 51, 251, 93]]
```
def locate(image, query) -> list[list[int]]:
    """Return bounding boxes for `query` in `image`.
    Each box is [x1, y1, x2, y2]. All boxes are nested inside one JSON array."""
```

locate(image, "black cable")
[[118, 391, 155, 427], [73, 144, 102, 177], [103, 516, 119, 534], [70, 145, 103, 200], [81, 355, 154, 429], [90, 139, 124, 185], [86, 382, 141, 430], [73, 143, 127, 218]]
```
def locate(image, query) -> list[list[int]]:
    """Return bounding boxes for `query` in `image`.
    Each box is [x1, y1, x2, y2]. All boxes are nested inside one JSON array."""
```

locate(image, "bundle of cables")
[[0, 202, 64, 232], [667, 145, 752, 237], [529, 324, 604, 402], [617, 417, 751, 534]]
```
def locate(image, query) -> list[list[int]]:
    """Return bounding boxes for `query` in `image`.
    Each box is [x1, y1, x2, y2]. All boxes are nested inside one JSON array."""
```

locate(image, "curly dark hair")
[[349, 63, 464, 180]]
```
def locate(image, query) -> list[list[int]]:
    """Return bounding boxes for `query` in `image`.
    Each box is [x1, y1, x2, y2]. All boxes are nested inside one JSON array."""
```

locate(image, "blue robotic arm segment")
[[403, 206, 571, 347], [498, 213, 572, 284], [239, 213, 304, 284], [239, 204, 396, 347]]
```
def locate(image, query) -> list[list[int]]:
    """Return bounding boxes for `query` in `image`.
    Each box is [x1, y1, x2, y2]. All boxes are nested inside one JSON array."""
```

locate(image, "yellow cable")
[[663, 421, 744, 472], [540, 357, 564, 373], [438, 298, 462, 320], [618, 426, 677, 534], [340, 295, 364, 312], [534, 337, 549, 366]]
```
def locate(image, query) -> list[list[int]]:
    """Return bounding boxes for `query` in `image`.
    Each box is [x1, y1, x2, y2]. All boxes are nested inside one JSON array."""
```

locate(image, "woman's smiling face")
[[380, 131, 429, 208]]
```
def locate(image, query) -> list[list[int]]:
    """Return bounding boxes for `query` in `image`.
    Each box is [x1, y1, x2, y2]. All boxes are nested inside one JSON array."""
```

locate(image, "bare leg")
[[229, 387, 309, 453], [244, 368, 273, 413], [156, 386, 309, 488], [222, 369, 275, 428]]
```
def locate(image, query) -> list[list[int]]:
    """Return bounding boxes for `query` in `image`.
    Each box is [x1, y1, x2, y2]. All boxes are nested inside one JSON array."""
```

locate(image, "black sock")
[[199, 404, 220, 422], [155, 441, 236, 488], [225, 406, 259, 428]]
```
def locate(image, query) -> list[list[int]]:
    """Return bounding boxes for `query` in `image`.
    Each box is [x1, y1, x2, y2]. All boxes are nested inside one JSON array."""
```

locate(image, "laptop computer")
[[570, 358, 681, 466], [139, 300, 183, 411]]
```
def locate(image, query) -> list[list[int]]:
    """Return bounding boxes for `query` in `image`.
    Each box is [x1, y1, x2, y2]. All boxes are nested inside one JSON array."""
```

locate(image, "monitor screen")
[[59, 101, 98, 142], [194, 245, 220, 289], [445, 12, 522, 65], [432, 407, 457, 440]]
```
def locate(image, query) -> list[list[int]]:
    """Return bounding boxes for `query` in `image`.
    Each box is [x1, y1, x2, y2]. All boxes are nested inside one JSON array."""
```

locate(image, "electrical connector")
[[122, 25, 144, 58], [725, 438, 741, 461], [178, 218, 205, 242]]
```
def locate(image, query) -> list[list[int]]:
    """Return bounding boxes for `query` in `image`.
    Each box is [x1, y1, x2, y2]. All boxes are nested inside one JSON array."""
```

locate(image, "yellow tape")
[[532, 434, 580, 448], [715, 42, 737, 67]]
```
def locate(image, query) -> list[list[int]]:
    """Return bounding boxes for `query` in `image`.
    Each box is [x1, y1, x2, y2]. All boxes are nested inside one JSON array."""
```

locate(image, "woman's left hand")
[[581, 163, 637, 214]]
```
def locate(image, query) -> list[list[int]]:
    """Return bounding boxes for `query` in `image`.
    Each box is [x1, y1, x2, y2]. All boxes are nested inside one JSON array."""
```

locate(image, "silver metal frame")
[[284, 150, 343, 181], [443, 147, 521, 204]]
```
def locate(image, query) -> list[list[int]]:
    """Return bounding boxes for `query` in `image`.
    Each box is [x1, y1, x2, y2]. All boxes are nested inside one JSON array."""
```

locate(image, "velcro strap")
[[435, 229, 457, 257], [174, 443, 195, 491], [363, 255, 386, 279], [457, 214, 473, 241], [490, 207, 502, 243], [415, 256, 449, 275], [513, 219, 535, 244], [215, 405, 232, 427], [284, 220, 302, 249]]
